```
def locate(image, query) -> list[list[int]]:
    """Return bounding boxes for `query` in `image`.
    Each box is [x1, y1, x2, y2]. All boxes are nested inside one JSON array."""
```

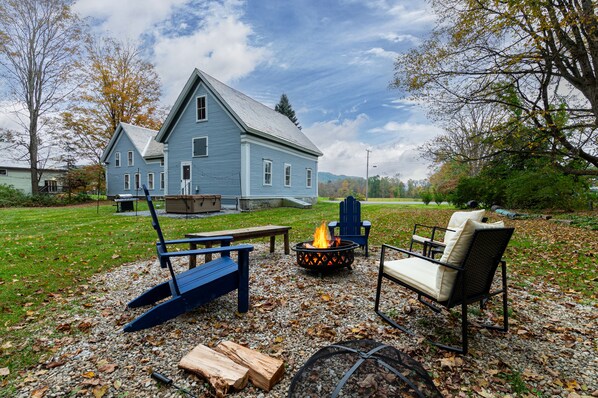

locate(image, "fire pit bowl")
[[292, 240, 359, 271]]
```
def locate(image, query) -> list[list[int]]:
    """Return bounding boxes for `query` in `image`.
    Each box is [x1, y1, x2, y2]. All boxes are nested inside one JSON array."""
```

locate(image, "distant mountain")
[[318, 172, 364, 183]]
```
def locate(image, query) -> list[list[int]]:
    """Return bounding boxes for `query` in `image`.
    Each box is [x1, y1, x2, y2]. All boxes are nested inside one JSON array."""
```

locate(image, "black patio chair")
[[409, 209, 486, 258], [123, 185, 254, 332], [375, 219, 514, 354]]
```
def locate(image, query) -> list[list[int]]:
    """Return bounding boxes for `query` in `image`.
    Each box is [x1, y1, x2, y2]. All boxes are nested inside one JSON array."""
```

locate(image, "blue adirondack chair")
[[328, 196, 371, 256], [123, 185, 253, 332]]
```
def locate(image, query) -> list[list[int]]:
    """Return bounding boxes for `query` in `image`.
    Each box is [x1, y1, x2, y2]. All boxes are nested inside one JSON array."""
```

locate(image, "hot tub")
[[165, 195, 221, 214]]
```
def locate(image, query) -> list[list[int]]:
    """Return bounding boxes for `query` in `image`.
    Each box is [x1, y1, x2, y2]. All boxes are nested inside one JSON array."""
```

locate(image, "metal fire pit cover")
[[288, 339, 442, 398], [292, 240, 359, 271]]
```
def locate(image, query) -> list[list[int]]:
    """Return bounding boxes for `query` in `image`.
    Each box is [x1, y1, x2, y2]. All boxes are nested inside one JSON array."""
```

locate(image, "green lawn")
[[0, 201, 596, 378]]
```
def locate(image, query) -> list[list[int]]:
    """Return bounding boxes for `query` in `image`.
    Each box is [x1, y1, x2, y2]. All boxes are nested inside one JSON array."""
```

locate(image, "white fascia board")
[[241, 134, 319, 162]]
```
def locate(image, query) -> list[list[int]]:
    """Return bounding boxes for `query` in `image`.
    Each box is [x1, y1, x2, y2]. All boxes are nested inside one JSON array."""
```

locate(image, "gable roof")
[[0, 141, 67, 171], [156, 68, 322, 157], [101, 123, 162, 163]]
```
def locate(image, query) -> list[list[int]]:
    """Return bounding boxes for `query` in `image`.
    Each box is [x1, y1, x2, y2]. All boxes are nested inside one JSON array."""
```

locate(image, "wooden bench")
[[186, 225, 291, 267]]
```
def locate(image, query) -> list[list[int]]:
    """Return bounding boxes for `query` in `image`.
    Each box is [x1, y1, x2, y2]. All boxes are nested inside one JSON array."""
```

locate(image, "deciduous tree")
[[0, 0, 84, 194], [61, 37, 165, 163], [393, 0, 598, 176]]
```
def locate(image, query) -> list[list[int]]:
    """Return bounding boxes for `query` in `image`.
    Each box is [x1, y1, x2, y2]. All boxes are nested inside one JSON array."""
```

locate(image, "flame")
[[312, 222, 331, 248]]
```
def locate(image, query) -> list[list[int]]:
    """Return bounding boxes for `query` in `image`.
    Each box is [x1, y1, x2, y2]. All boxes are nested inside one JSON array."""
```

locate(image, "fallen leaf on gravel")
[[93, 385, 109, 398], [0, 367, 9, 376], [98, 363, 117, 373], [44, 361, 65, 369], [113, 379, 122, 389], [31, 386, 48, 398], [321, 293, 331, 301], [82, 371, 96, 378]]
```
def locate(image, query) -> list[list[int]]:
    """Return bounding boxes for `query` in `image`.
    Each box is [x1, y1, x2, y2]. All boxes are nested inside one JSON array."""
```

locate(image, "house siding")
[[248, 138, 318, 198], [105, 132, 164, 197], [165, 83, 242, 196], [0, 168, 66, 194]]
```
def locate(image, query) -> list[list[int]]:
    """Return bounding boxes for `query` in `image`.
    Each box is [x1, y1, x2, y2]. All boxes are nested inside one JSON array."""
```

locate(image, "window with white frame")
[[196, 95, 207, 121], [306, 168, 312, 188], [160, 158, 164, 167], [134, 173, 141, 190], [284, 164, 292, 187], [0, 169, 7, 176], [193, 137, 208, 157], [124, 174, 130, 190], [127, 151, 134, 166], [147, 173, 154, 190], [160, 172, 165, 190], [263, 160, 272, 186], [115, 152, 121, 167]]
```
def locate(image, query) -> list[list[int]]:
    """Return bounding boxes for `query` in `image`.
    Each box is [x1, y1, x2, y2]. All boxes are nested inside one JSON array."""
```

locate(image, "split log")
[[179, 344, 249, 397], [215, 341, 284, 391]]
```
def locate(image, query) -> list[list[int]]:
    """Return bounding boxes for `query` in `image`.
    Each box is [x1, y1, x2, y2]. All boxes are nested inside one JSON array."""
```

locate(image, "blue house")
[[102, 69, 322, 210], [159, 68, 322, 209], [101, 123, 164, 197]]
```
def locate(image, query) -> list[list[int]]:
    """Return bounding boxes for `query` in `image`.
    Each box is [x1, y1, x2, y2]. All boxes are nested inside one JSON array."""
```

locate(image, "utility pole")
[[365, 149, 371, 201]]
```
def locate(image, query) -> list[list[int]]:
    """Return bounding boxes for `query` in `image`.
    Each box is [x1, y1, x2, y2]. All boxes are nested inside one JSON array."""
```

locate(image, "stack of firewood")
[[179, 341, 285, 397]]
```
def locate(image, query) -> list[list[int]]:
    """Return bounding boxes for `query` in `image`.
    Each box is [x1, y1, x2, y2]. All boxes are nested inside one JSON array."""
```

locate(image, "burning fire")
[[310, 222, 340, 249]]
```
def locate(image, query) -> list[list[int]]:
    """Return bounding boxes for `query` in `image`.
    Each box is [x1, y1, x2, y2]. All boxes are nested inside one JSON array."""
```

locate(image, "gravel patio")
[[13, 243, 597, 397]]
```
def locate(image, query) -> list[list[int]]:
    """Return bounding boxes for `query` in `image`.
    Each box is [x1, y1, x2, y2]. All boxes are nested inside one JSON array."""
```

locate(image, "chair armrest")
[[162, 236, 234, 245], [328, 221, 339, 228], [158, 244, 254, 259], [362, 220, 371, 228], [381, 244, 463, 271]]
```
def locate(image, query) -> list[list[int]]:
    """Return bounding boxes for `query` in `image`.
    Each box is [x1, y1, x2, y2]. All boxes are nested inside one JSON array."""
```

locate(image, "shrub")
[[505, 170, 588, 211], [420, 190, 433, 205], [0, 184, 28, 207]]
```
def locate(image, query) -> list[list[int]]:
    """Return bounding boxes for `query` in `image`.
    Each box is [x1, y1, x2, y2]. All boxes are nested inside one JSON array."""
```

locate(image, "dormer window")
[[196, 95, 207, 121]]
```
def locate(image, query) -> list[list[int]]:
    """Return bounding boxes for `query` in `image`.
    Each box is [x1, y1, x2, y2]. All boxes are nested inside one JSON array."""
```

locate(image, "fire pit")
[[293, 223, 359, 271]]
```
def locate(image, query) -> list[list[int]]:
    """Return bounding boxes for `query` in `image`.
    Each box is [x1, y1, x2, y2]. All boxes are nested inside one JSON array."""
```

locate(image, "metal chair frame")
[[375, 228, 514, 354]]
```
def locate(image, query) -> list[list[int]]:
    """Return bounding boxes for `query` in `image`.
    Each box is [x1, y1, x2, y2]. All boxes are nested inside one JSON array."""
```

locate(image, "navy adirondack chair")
[[123, 185, 253, 332], [328, 196, 371, 256]]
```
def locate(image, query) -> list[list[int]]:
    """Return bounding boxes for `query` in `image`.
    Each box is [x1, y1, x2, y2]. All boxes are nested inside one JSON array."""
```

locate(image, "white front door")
[[181, 162, 191, 194]]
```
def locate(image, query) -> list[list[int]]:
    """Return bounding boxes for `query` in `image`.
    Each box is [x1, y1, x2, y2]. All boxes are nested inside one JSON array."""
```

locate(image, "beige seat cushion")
[[383, 257, 441, 300], [443, 209, 486, 243], [436, 219, 505, 300]]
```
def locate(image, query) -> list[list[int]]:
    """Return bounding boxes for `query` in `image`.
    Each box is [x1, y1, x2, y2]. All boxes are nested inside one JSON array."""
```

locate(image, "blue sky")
[[5, 0, 444, 180]]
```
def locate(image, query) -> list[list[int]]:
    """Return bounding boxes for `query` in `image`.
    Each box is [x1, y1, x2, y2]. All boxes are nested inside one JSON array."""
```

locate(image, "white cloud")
[[368, 121, 443, 144], [364, 47, 399, 60], [381, 33, 421, 45], [152, 2, 270, 103], [73, 0, 188, 40], [303, 113, 441, 180]]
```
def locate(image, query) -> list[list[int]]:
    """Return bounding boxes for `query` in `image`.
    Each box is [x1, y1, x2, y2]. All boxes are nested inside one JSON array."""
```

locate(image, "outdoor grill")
[[114, 193, 138, 212], [292, 239, 359, 271]]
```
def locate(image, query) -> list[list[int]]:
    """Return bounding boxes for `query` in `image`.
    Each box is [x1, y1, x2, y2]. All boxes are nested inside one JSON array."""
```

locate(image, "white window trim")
[[147, 173, 154, 190], [160, 172, 165, 190], [127, 151, 134, 166], [115, 152, 121, 168], [196, 95, 207, 122], [306, 168, 312, 188], [124, 174, 130, 190], [284, 163, 292, 187], [192, 136, 208, 157], [263, 160, 272, 186]]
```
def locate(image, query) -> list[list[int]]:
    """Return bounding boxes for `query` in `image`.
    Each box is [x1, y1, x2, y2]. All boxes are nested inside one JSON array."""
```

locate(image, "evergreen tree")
[[275, 94, 301, 129]]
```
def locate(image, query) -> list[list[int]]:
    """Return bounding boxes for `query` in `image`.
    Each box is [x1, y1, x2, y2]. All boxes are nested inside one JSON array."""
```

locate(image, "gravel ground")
[[12, 244, 597, 398]]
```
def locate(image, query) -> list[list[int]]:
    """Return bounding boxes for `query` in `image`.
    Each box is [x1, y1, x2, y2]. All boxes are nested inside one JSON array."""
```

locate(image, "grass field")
[[0, 200, 596, 379]]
